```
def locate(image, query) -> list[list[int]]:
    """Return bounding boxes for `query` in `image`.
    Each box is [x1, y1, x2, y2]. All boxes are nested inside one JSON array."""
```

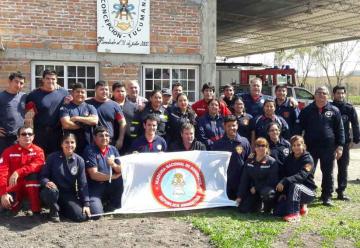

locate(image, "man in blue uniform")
[[212, 115, 251, 200], [83, 126, 122, 217], [331, 85, 360, 201], [60, 82, 98, 154], [237, 78, 266, 118], [299, 86, 345, 206], [131, 114, 167, 153], [274, 85, 300, 136], [86, 81, 126, 150], [0, 72, 27, 155], [26, 69, 69, 155], [112, 82, 139, 154]]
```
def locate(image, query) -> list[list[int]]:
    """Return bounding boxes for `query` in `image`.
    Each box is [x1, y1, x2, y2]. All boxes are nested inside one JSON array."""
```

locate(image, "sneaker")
[[49, 209, 60, 223], [300, 205, 308, 216], [337, 193, 351, 201], [322, 198, 334, 207], [283, 213, 300, 222]]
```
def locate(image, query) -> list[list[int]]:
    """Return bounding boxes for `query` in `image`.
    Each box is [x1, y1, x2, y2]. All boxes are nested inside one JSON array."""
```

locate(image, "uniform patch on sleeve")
[[304, 163, 312, 172]]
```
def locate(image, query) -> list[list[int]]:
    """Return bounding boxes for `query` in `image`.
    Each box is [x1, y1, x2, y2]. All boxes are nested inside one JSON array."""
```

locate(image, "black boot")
[[337, 192, 351, 201], [322, 198, 334, 207], [49, 208, 60, 222]]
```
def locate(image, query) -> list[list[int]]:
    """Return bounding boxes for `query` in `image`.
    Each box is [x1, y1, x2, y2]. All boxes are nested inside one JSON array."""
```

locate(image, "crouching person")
[[236, 138, 278, 213], [39, 133, 90, 222], [275, 135, 316, 222], [0, 126, 45, 216], [83, 126, 122, 218]]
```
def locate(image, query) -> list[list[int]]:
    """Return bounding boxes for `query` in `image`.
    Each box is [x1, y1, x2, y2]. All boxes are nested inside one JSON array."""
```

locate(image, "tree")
[[315, 41, 359, 89], [292, 47, 317, 87]]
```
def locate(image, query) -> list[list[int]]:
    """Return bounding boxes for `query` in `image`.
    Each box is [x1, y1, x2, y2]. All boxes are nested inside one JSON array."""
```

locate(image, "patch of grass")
[[348, 95, 360, 105], [183, 183, 360, 248]]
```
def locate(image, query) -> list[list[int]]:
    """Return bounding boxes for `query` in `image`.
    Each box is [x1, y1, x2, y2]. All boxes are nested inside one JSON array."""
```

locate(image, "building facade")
[[0, 0, 216, 101]]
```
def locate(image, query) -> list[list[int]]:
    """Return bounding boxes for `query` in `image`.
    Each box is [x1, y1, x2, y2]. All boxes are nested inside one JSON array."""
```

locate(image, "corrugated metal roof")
[[218, 0, 360, 57]]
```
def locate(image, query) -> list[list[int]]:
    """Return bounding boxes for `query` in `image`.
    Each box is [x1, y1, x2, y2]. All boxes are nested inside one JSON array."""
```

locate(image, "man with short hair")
[[0, 72, 27, 154], [0, 126, 45, 215], [299, 86, 345, 206], [112, 82, 139, 154], [60, 82, 98, 154], [221, 84, 236, 113], [191, 83, 232, 118], [212, 115, 251, 200], [237, 77, 266, 118], [331, 85, 359, 201], [168, 123, 206, 151], [86, 81, 126, 150], [274, 85, 300, 136], [125, 80, 148, 109], [83, 126, 122, 216], [171, 82, 183, 106], [130, 114, 167, 153], [26, 69, 69, 155]]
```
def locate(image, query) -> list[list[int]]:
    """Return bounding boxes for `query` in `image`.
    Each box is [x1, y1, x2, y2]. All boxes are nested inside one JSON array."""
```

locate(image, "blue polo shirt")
[[250, 114, 290, 140], [39, 151, 90, 206], [196, 113, 225, 149], [275, 98, 300, 136], [26, 88, 69, 128], [238, 93, 266, 118], [59, 101, 98, 150], [83, 144, 121, 184], [86, 98, 124, 139], [130, 135, 167, 153], [0, 91, 26, 136]]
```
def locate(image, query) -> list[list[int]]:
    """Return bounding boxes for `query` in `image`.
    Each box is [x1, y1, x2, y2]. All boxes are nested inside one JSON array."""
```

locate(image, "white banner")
[[97, 0, 150, 54], [114, 151, 236, 214]]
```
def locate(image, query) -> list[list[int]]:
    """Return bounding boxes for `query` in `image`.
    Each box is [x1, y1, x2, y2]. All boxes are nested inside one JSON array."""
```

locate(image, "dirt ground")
[[1, 113, 360, 247]]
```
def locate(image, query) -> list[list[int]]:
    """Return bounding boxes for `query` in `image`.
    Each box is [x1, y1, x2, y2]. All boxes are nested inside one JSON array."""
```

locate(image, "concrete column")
[[200, 0, 217, 98]]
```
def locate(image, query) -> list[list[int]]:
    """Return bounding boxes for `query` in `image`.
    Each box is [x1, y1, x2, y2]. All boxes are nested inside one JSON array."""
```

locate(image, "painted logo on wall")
[[151, 159, 206, 208], [97, 0, 150, 54]]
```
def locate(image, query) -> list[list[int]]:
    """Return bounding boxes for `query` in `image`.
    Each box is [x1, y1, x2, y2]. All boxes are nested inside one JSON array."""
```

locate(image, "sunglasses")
[[20, 132, 33, 137], [255, 144, 266, 148]]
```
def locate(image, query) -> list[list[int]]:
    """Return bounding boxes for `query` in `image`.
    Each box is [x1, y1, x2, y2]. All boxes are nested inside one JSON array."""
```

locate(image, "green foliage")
[[183, 183, 360, 248], [348, 95, 360, 105]]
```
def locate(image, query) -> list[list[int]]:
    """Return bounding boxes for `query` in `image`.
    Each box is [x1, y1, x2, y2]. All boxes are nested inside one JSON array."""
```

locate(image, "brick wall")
[[0, 0, 201, 54], [0, 58, 31, 91], [100, 62, 141, 85]]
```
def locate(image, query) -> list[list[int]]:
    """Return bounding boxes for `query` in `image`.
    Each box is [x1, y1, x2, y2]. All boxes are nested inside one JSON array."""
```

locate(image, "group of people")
[[0, 70, 358, 223]]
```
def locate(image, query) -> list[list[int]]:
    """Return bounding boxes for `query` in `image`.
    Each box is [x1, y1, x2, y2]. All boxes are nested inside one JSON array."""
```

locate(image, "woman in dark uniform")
[[39, 133, 90, 222], [233, 97, 253, 142], [275, 135, 317, 222], [267, 122, 291, 168], [236, 137, 278, 213], [167, 93, 197, 144]]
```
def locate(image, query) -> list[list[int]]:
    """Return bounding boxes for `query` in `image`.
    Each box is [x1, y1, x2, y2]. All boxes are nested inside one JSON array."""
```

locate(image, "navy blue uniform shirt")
[[168, 107, 197, 143], [237, 93, 266, 118], [0, 91, 26, 136], [137, 104, 169, 138], [269, 137, 291, 167], [60, 102, 98, 149], [83, 144, 121, 185], [275, 98, 300, 135], [26, 88, 69, 128], [299, 102, 345, 148], [237, 155, 278, 198], [130, 135, 167, 153], [86, 98, 124, 139], [39, 151, 90, 206], [212, 134, 251, 198], [279, 151, 317, 191], [331, 101, 360, 144], [235, 113, 253, 142], [168, 140, 206, 152], [196, 113, 225, 149], [251, 114, 290, 140]]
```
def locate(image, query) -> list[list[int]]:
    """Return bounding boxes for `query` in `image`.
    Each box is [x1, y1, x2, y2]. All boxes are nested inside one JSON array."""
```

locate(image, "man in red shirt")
[[0, 126, 45, 214], [192, 83, 231, 118]]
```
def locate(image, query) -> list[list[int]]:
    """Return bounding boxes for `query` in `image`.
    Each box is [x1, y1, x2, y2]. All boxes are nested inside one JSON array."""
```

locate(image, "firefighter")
[[196, 99, 225, 150], [168, 123, 206, 152], [236, 137, 278, 213], [237, 77, 266, 118], [275, 135, 316, 222], [212, 115, 251, 200], [299, 86, 345, 206], [331, 85, 360, 201], [0, 126, 45, 215], [266, 122, 291, 168], [233, 97, 253, 142]]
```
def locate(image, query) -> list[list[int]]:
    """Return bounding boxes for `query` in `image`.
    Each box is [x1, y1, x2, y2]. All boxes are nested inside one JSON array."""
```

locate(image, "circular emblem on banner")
[[325, 111, 333, 118], [151, 159, 206, 208]]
